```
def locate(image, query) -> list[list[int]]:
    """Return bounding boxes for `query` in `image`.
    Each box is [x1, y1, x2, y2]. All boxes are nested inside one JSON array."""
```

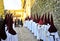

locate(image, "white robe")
[[31, 21, 34, 33], [50, 32, 60, 41], [46, 24, 60, 41], [37, 24, 42, 40], [1, 24, 18, 41], [1, 31, 18, 41], [38, 24, 50, 41], [23, 20, 26, 27], [34, 23, 38, 36], [29, 20, 33, 31], [32, 22, 35, 34], [25, 20, 28, 28], [30, 20, 33, 31], [27, 20, 29, 29], [28, 20, 31, 30], [44, 24, 51, 41]]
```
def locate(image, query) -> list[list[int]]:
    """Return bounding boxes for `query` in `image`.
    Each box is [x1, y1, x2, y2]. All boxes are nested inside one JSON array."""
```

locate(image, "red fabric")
[[6, 14, 16, 35], [44, 13, 48, 25], [38, 19, 43, 25], [38, 15, 40, 23], [48, 14, 57, 33], [41, 14, 44, 21], [47, 13, 50, 24]]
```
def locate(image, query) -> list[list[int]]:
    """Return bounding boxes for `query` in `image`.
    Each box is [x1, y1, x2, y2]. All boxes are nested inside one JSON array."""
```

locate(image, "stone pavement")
[[14, 27, 37, 41]]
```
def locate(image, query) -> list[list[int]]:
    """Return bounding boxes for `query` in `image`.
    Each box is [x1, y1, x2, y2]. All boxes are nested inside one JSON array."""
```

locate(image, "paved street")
[[14, 27, 37, 41]]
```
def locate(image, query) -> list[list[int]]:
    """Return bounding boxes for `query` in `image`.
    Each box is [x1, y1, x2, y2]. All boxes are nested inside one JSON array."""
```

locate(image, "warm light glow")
[[3, 0, 35, 22], [4, 0, 22, 10], [0, 0, 4, 14]]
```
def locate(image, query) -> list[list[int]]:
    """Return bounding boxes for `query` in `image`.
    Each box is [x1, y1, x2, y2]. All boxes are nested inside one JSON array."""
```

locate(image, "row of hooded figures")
[[23, 13, 60, 41], [15, 18, 23, 27], [0, 14, 18, 41]]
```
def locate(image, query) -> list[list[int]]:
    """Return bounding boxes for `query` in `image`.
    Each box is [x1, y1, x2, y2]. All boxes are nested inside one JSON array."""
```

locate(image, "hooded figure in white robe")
[[37, 14, 44, 41], [2, 14, 18, 41], [48, 14, 60, 41], [24, 17, 28, 28]]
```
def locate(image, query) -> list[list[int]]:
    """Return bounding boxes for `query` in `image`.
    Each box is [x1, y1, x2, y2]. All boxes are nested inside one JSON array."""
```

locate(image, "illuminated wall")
[[3, 0, 35, 21], [25, 0, 35, 17], [4, 0, 22, 10], [0, 0, 4, 15]]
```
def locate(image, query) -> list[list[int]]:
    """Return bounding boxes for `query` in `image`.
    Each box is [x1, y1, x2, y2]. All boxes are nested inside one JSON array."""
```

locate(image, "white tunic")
[[28, 20, 31, 30], [30, 20, 33, 31], [34, 23, 38, 36], [34, 22, 36, 36], [1, 24, 18, 41], [32, 22, 35, 34], [1, 31, 18, 41], [32, 22, 34, 33], [50, 32, 60, 41], [26, 20, 29, 28], [23, 21, 26, 27], [39, 24, 50, 41], [37, 24, 42, 40]]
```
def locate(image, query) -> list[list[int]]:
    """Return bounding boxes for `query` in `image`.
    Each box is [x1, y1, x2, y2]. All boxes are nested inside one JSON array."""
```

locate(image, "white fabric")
[[1, 31, 18, 41], [34, 22, 36, 36], [5, 26, 7, 32], [37, 24, 50, 41], [34, 23, 38, 36], [31, 22, 34, 33], [29, 20, 32, 31], [30, 20, 33, 31], [25, 20, 27, 27], [28, 20, 31, 30], [35, 23, 38, 36], [37, 24, 42, 40], [23, 20, 28, 28], [40, 25, 45, 40], [44, 24, 51, 41], [1, 24, 18, 41], [50, 32, 60, 41], [33, 22, 36, 35], [26, 20, 29, 28]]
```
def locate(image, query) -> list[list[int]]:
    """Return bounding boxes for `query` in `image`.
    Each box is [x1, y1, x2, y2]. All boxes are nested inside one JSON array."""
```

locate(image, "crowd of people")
[[15, 18, 23, 27], [0, 14, 18, 41], [23, 13, 60, 41], [0, 12, 60, 41]]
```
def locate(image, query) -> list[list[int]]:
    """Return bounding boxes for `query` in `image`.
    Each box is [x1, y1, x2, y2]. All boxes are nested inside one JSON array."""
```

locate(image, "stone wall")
[[31, 0, 60, 36]]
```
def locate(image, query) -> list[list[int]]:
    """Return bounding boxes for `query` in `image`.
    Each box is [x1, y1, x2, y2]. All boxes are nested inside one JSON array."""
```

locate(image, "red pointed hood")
[[35, 14, 39, 23], [47, 13, 50, 24], [36, 13, 38, 19], [41, 14, 45, 24], [44, 13, 48, 25], [38, 14, 44, 25], [38, 15, 41, 23], [38, 19, 43, 25], [33, 14, 36, 22], [50, 14, 54, 25], [7, 14, 16, 35], [41, 14, 44, 21], [48, 14, 57, 33]]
